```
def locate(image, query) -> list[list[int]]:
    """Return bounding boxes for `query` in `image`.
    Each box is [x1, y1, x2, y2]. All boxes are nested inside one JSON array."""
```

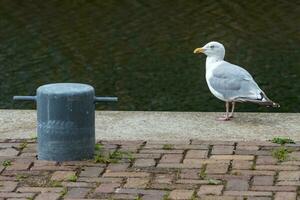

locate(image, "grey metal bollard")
[[13, 83, 117, 161]]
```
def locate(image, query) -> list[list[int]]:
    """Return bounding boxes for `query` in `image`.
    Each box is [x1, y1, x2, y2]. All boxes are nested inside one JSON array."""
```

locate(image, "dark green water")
[[0, 0, 299, 112]]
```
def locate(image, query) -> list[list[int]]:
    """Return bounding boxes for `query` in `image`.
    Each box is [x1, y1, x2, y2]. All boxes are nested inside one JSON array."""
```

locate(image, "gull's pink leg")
[[217, 102, 230, 121], [229, 102, 235, 118]]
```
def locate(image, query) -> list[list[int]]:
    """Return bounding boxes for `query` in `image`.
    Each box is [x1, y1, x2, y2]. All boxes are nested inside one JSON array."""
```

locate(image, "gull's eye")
[[210, 45, 215, 49]]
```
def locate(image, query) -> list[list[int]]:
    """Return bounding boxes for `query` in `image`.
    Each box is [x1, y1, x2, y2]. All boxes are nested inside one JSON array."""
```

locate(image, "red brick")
[[256, 156, 277, 165], [124, 178, 149, 188], [223, 191, 272, 196], [255, 165, 299, 171], [51, 171, 76, 181], [276, 181, 300, 186], [6, 161, 32, 171], [211, 145, 234, 155], [16, 187, 63, 193], [232, 160, 253, 170], [78, 177, 123, 183], [198, 185, 223, 195], [132, 153, 161, 159], [64, 188, 91, 199], [226, 179, 249, 191], [153, 174, 174, 184], [133, 159, 155, 167], [210, 155, 254, 160], [180, 169, 200, 179], [0, 148, 19, 157], [0, 193, 35, 198], [160, 154, 183, 163], [274, 192, 297, 200], [62, 182, 96, 187], [115, 188, 167, 196], [0, 181, 18, 192], [94, 183, 120, 194], [251, 186, 297, 192], [185, 150, 208, 159], [103, 172, 150, 178], [206, 163, 228, 174], [252, 176, 274, 186], [139, 149, 184, 154], [278, 171, 300, 181], [79, 167, 104, 177], [231, 170, 275, 176], [169, 189, 194, 200], [107, 163, 130, 171], [35, 193, 60, 200]]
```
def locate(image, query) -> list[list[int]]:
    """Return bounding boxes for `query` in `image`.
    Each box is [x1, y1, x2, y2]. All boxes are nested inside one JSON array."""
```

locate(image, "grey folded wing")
[[209, 62, 262, 101]]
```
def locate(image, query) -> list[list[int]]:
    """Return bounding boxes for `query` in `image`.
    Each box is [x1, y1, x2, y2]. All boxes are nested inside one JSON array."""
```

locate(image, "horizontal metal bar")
[[13, 96, 36, 101], [94, 96, 118, 102]]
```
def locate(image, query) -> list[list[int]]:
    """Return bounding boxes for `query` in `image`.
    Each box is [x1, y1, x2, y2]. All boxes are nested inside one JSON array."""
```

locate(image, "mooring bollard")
[[13, 83, 117, 161]]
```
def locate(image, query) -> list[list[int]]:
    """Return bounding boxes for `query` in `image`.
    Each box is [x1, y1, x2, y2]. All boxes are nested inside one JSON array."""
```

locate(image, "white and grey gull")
[[194, 41, 279, 121]]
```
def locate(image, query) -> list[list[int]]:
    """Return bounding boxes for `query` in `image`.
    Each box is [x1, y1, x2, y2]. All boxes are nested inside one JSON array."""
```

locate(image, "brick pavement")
[[0, 139, 299, 199]]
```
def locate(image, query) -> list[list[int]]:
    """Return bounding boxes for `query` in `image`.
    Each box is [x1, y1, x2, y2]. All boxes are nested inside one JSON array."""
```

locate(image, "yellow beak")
[[193, 47, 204, 54]]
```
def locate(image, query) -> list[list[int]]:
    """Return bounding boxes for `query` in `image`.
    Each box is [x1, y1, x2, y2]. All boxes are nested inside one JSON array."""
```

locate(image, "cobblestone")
[[0, 139, 299, 199]]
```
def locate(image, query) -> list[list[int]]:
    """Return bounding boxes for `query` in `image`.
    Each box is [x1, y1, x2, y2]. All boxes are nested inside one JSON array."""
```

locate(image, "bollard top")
[[37, 83, 94, 95]]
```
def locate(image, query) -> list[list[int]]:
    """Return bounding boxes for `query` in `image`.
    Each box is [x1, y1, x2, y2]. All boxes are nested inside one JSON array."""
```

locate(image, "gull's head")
[[194, 41, 225, 59]]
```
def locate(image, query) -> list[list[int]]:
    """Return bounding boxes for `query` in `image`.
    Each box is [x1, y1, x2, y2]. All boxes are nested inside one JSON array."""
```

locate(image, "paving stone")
[[0, 148, 19, 157], [139, 149, 184, 154], [51, 171, 76, 181], [110, 193, 139, 199], [64, 188, 91, 199], [224, 191, 272, 196], [0, 181, 18, 192], [185, 150, 208, 159], [153, 173, 174, 184], [232, 160, 253, 170], [17, 187, 63, 193], [6, 161, 32, 171], [252, 176, 274, 186], [78, 177, 123, 183], [226, 179, 249, 191], [211, 145, 234, 155], [274, 192, 297, 200], [192, 140, 234, 146], [255, 165, 299, 171], [180, 169, 200, 179], [251, 186, 297, 192], [94, 183, 120, 194], [115, 188, 167, 196], [79, 167, 104, 177], [133, 159, 155, 167], [124, 178, 149, 188], [35, 193, 60, 200], [107, 163, 130, 171], [276, 181, 300, 186], [231, 170, 275, 176], [278, 171, 300, 181], [198, 185, 223, 195], [210, 155, 254, 160], [256, 156, 277, 165], [62, 182, 96, 187], [103, 172, 150, 178], [132, 153, 161, 159], [169, 189, 194, 199], [0, 193, 35, 198], [206, 163, 229, 174], [160, 154, 183, 163]]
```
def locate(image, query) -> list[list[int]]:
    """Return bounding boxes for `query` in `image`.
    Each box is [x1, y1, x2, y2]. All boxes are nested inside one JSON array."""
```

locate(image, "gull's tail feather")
[[234, 92, 280, 108]]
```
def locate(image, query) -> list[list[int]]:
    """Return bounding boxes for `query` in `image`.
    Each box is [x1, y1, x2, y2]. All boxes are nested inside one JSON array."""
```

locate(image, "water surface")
[[0, 0, 299, 112]]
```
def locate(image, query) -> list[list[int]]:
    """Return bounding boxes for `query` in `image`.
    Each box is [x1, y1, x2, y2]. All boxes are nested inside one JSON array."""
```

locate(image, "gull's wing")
[[208, 61, 263, 101]]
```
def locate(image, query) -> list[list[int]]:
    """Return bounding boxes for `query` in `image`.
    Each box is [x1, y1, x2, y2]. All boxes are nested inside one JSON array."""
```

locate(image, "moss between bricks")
[[271, 137, 295, 145], [94, 144, 134, 164]]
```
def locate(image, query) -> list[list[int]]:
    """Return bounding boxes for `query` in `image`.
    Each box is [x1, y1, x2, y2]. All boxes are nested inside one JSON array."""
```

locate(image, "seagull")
[[194, 41, 279, 121]]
